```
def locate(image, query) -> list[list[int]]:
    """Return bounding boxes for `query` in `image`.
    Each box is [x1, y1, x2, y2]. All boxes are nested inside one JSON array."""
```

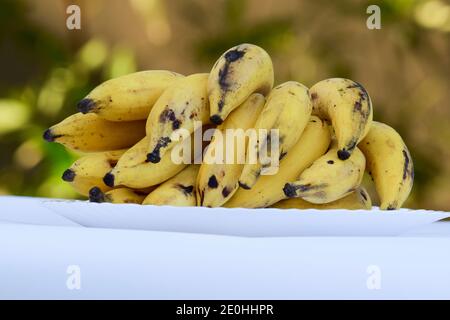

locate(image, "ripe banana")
[[272, 187, 372, 210], [310, 78, 373, 160], [43, 113, 146, 152], [197, 93, 265, 207], [143, 165, 199, 206], [105, 133, 200, 189], [208, 43, 274, 125], [77, 70, 183, 121], [283, 143, 366, 204], [62, 149, 126, 196], [146, 73, 210, 163], [358, 121, 413, 210], [238, 81, 312, 189], [225, 116, 331, 208], [89, 187, 147, 204]]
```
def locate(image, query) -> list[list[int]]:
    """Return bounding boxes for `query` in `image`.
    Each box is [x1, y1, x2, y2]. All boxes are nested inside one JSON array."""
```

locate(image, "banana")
[[77, 70, 184, 121], [272, 187, 372, 210], [89, 187, 147, 204], [143, 165, 199, 206], [208, 43, 274, 125], [105, 132, 200, 189], [238, 81, 312, 189], [283, 143, 366, 204], [197, 93, 265, 207], [43, 113, 146, 152], [146, 73, 210, 163], [310, 78, 373, 160], [225, 116, 331, 208], [358, 121, 413, 210], [62, 149, 126, 196]]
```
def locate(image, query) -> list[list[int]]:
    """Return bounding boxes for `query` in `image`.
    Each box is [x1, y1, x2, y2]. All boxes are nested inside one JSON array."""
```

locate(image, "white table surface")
[[0, 196, 449, 299]]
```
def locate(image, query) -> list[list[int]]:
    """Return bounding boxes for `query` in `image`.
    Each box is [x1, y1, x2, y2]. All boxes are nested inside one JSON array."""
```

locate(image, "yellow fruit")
[[146, 73, 210, 163], [273, 187, 372, 210], [358, 121, 413, 209], [197, 93, 265, 207], [208, 43, 274, 125], [239, 81, 312, 189], [225, 116, 331, 208], [310, 78, 372, 160], [143, 165, 199, 206], [43, 113, 145, 152]]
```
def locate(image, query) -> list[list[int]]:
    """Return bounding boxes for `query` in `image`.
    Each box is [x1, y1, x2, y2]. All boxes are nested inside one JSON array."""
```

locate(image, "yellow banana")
[[105, 133, 200, 189], [310, 78, 373, 160], [238, 81, 312, 189], [272, 187, 372, 210], [225, 116, 331, 208], [283, 143, 366, 204], [197, 93, 265, 207], [208, 43, 274, 125], [358, 121, 413, 210], [77, 70, 183, 121], [89, 187, 146, 204], [145, 73, 210, 163], [62, 149, 126, 196], [143, 165, 199, 206], [43, 113, 145, 152]]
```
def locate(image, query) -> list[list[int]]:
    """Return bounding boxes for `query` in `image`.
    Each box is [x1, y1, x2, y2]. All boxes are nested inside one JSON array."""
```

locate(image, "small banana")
[[43, 113, 145, 152], [358, 121, 413, 210], [272, 187, 372, 210], [208, 43, 274, 125], [89, 187, 146, 204], [62, 149, 126, 196], [77, 70, 183, 121], [310, 78, 373, 160], [146, 73, 210, 163], [283, 143, 366, 204], [105, 133, 200, 189], [225, 116, 331, 208], [238, 81, 312, 189], [143, 165, 199, 206], [197, 93, 265, 207]]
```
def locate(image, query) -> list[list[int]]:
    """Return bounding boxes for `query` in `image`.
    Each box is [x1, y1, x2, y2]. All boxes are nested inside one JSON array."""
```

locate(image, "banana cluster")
[[44, 43, 413, 210]]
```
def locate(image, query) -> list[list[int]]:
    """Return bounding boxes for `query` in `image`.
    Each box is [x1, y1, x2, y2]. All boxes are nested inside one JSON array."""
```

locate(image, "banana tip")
[[283, 183, 297, 198], [337, 149, 351, 160], [238, 181, 251, 190], [103, 172, 115, 187], [77, 98, 96, 114], [43, 128, 54, 142], [62, 169, 75, 182], [210, 115, 223, 125], [89, 187, 105, 203], [146, 152, 161, 163]]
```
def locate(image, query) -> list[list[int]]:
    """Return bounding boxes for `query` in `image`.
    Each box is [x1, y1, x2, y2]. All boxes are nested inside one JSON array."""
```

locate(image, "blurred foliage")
[[0, 0, 449, 210]]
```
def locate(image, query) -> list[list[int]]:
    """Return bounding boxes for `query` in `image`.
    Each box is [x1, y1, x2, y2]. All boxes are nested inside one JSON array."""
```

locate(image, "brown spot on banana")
[[77, 98, 97, 114], [62, 169, 75, 182], [89, 187, 106, 203], [42, 129, 63, 142], [103, 172, 115, 187], [176, 184, 194, 196], [207, 175, 219, 188], [222, 187, 231, 198], [146, 137, 172, 163]]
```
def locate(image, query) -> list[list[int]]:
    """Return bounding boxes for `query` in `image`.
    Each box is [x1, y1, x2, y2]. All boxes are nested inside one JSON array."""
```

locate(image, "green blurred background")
[[0, 0, 449, 210]]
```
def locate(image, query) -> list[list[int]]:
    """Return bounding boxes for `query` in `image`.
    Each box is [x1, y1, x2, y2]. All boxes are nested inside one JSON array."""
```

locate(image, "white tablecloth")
[[0, 196, 449, 299]]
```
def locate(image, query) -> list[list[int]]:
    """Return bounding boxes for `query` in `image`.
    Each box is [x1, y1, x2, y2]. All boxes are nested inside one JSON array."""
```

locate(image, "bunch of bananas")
[[44, 43, 413, 210]]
